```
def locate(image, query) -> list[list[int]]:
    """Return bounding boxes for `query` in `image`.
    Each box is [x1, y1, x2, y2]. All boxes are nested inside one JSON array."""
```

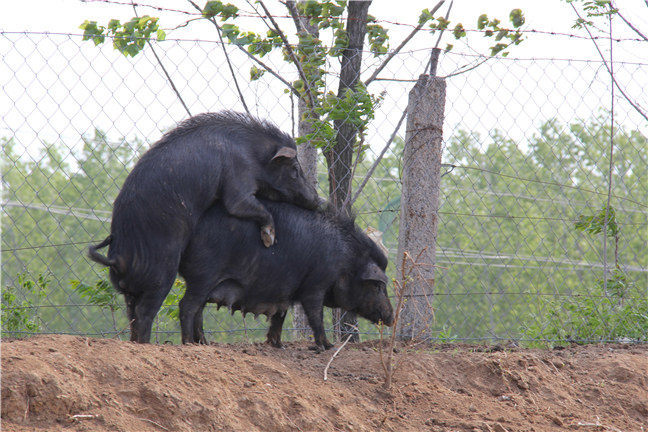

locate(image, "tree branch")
[[285, 1, 306, 34], [214, 17, 250, 114], [187, 0, 300, 97], [257, 0, 316, 108], [570, 3, 648, 122], [364, 0, 445, 86], [613, 7, 648, 42], [130, 0, 191, 117], [348, 108, 407, 206]]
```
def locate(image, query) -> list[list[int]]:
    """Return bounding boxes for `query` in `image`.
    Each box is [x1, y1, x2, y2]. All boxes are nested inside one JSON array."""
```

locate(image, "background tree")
[[78, 0, 525, 340]]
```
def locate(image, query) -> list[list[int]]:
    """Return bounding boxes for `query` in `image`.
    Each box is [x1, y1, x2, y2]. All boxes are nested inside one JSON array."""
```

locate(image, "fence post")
[[396, 73, 446, 340]]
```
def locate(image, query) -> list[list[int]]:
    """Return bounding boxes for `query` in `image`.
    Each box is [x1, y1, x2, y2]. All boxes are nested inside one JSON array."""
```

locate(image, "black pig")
[[178, 200, 394, 351], [88, 112, 319, 343]]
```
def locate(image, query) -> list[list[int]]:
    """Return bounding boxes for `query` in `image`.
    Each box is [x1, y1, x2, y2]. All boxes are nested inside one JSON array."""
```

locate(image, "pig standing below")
[[178, 200, 394, 351], [88, 112, 319, 343]]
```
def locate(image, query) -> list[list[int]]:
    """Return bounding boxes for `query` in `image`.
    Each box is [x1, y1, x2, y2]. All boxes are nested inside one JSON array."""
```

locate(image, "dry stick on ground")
[[136, 417, 170, 431], [379, 251, 417, 390], [323, 332, 354, 381], [70, 414, 100, 421], [379, 250, 447, 389]]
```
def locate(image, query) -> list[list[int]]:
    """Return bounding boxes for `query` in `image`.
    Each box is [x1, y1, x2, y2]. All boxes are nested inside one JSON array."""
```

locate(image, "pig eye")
[[290, 165, 298, 179]]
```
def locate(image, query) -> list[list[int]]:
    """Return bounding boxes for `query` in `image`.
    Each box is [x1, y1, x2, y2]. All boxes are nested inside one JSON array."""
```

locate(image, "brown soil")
[[1, 335, 647, 432]]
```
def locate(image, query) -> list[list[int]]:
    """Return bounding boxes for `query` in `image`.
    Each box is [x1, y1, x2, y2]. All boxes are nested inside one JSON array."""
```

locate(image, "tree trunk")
[[396, 74, 446, 340], [288, 0, 320, 340], [326, 0, 372, 342]]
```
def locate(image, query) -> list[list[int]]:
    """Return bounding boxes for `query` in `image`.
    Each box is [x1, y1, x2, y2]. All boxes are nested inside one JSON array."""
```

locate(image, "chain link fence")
[[2, 31, 647, 345]]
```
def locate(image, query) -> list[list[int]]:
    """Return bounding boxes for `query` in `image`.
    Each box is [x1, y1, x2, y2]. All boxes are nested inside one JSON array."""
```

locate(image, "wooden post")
[[396, 74, 446, 340]]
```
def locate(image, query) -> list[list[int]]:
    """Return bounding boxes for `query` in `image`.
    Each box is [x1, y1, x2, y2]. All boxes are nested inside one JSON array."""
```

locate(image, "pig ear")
[[360, 262, 388, 284], [271, 147, 297, 163]]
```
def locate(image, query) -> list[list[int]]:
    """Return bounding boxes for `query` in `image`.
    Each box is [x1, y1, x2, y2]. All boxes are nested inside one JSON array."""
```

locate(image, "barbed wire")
[[77, 0, 648, 43], [4, 31, 648, 66]]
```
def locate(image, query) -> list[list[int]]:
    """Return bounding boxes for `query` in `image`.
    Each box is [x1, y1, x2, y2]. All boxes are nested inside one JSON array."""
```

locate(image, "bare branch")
[[257, 0, 316, 108], [285, 1, 306, 34], [187, 0, 300, 96], [570, 3, 648, 122], [130, 0, 191, 117], [613, 7, 648, 42], [442, 55, 491, 79], [364, 0, 445, 86], [213, 14, 250, 114], [349, 108, 407, 206], [433, 0, 453, 50], [428, 0, 453, 75]]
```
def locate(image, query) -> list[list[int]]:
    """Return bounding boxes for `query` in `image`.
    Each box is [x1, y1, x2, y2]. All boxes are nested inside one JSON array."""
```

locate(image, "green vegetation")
[[2, 113, 646, 344]]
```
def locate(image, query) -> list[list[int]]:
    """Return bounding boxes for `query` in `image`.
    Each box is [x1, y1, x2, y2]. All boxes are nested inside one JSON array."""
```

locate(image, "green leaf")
[[202, 1, 223, 18], [490, 43, 507, 56], [477, 14, 488, 30], [509, 8, 525, 28], [418, 8, 434, 25], [495, 29, 508, 41], [250, 66, 266, 81], [453, 23, 466, 39]]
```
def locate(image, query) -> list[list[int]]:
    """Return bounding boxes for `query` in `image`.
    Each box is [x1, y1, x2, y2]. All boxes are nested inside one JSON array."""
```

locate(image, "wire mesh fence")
[[1, 30, 647, 346]]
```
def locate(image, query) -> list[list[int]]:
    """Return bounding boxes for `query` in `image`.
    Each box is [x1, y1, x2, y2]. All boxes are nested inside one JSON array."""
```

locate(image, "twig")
[[323, 333, 353, 381], [575, 417, 622, 432], [428, 0, 453, 75], [213, 14, 250, 114], [364, 0, 445, 86], [113, 319, 135, 339], [187, 0, 299, 96], [23, 395, 30, 421], [130, 1, 191, 117], [349, 108, 407, 206], [285, 1, 305, 34], [342, 134, 366, 209], [612, 5, 648, 42], [258, 0, 316, 108], [70, 414, 100, 421], [569, 3, 648, 122], [136, 417, 170, 431]]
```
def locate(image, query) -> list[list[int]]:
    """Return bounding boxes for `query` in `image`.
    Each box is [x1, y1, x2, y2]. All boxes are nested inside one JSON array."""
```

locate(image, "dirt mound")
[[2, 335, 647, 431]]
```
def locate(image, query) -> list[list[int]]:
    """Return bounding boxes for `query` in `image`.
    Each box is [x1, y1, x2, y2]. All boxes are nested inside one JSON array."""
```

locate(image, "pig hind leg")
[[123, 293, 138, 342], [266, 310, 287, 348], [179, 290, 209, 344], [130, 268, 178, 343]]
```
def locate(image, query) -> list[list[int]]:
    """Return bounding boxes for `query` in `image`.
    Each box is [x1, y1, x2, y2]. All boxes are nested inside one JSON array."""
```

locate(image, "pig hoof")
[[261, 225, 275, 247], [266, 339, 283, 349]]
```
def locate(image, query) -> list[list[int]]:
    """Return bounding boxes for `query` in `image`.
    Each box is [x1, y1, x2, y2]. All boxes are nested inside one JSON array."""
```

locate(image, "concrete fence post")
[[396, 74, 446, 340]]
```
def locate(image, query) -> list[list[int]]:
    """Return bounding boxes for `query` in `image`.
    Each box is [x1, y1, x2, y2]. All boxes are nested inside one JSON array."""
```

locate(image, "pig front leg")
[[266, 310, 287, 348], [222, 188, 276, 247], [301, 296, 334, 352]]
